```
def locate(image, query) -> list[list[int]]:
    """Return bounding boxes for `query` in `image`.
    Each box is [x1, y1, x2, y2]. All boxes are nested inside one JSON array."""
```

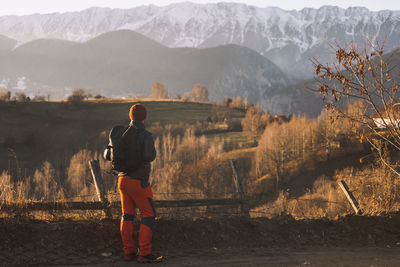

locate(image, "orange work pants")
[[118, 176, 156, 256]]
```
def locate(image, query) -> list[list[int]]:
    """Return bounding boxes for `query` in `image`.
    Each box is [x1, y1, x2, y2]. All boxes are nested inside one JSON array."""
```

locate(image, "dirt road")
[[1, 215, 400, 266], [90, 247, 400, 267]]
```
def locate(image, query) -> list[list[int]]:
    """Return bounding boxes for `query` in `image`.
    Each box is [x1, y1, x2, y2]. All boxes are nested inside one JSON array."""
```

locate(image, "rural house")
[[372, 103, 400, 129]]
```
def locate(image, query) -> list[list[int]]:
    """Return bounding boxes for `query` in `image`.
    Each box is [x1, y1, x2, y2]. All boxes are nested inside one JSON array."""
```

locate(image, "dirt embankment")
[[1, 214, 400, 266]]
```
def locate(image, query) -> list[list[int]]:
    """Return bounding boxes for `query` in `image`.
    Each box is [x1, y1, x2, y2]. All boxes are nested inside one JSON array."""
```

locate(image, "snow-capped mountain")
[[0, 3, 399, 78]]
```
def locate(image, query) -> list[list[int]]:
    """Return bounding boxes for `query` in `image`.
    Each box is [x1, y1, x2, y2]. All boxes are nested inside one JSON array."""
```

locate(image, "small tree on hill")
[[151, 82, 168, 99], [191, 84, 208, 102], [0, 89, 11, 102], [67, 88, 86, 103], [223, 97, 232, 107], [243, 97, 251, 109], [230, 96, 243, 109], [16, 92, 27, 102], [241, 106, 268, 144]]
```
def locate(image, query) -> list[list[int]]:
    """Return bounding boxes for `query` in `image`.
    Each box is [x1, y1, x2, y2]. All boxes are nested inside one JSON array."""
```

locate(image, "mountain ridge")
[[0, 30, 293, 113], [1, 3, 399, 78]]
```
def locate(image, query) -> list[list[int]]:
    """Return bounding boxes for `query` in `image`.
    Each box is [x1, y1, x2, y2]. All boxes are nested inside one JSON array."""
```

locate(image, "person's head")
[[129, 103, 147, 122]]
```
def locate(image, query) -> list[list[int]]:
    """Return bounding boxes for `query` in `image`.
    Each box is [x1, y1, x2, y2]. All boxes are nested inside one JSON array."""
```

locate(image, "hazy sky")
[[0, 0, 399, 16]]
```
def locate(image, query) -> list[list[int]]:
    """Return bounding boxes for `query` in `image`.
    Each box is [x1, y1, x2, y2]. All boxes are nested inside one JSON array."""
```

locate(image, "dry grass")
[[250, 176, 348, 219], [336, 166, 400, 215], [3, 99, 400, 221]]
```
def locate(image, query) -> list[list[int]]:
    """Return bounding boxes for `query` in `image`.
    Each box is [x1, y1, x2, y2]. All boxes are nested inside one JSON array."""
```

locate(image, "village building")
[[372, 103, 400, 129]]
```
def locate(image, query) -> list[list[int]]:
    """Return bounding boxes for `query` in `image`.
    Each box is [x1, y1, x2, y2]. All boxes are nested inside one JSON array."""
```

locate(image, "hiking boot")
[[137, 253, 163, 263], [124, 248, 139, 261]]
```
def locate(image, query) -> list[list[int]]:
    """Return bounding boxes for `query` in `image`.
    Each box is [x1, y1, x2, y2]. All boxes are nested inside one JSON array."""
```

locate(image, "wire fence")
[[0, 189, 349, 220], [0, 160, 354, 220]]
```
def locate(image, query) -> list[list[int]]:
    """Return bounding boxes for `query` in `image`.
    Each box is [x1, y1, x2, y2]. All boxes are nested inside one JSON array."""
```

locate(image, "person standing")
[[117, 103, 163, 263]]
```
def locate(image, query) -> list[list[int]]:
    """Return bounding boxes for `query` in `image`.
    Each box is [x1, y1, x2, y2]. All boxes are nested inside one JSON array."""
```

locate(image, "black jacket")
[[118, 120, 156, 180]]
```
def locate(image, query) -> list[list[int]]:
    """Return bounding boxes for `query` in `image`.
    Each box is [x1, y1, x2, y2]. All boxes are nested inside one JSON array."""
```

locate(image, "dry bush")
[[229, 96, 251, 109], [150, 162, 183, 200], [66, 149, 96, 200], [0, 171, 29, 204], [251, 176, 348, 219], [178, 153, 232, 199], [182, 92, 192, 101], [241, 106, 270, 144], [191, 84, 208, 102], [287, 176, 348, 219], [250, 191, 289, 218], [256, 116, 319, 187], [67, 88, 86, 104], [241, 106, 265, 135], [229, 96, 243, 109], [150, 126, 233, 199], [0, 89, 11, 102], [336, 166, 400, 215], [173, 128, 208, 165], [15, 92, 27, 102], [0, 171, 13, 203], [255, 113, 356, 189], [252, 161, 400, 219], [32, 161, 60, 201], [151, 82, 168, 99]]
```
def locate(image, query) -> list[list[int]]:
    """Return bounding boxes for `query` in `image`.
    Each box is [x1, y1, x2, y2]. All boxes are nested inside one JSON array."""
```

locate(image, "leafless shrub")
[[191, 84, 208, 102], [150, 82, 169, 99], [15, 92, 27, 102], [67, 88, 86, 104], [66, 149, 96, 200], [241, 106, 269, 143], [94, 94, 104, 99], [251, 176, 348, 219], [0, 89, 11, 102], [32, 161, 59, 201], [0, 171, 13, 203], [173, 128, 208, 164], [0, 171, 30, 205], [336, 166, 400, 215], [229, 96, 249, 109], [255, 114, 355, 189]]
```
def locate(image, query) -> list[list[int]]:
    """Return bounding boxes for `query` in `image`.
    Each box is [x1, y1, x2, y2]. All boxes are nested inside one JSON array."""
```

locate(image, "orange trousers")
[[118, 176, 156, 256]]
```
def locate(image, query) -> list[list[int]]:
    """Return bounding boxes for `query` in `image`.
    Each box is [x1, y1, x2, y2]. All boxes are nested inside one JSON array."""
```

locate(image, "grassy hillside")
[[0, 99, 244, 174]]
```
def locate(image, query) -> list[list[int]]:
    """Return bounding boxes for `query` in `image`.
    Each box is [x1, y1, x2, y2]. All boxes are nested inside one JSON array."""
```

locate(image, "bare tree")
[[241, 106, 268, 143], [16, 92, 27, 102], [191, 84, 208, 102], [151, 82, 168, 99], [0, 89, 11, 102], [67, 88, 86, 103], [230, 96, 243, 108], [313, 43, 400, 175]]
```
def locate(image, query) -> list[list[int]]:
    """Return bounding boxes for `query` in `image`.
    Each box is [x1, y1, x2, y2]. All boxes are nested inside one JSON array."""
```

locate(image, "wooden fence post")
[[230, 159, 249, 217], [88, 160, 112, 218], [338, 179, 362, 215]]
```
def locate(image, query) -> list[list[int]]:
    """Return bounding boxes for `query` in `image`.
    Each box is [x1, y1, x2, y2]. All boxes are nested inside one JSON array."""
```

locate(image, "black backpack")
[[103, 125, 143, 172]]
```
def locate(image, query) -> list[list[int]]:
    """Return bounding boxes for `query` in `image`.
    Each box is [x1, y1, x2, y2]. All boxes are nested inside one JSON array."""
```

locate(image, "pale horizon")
[[0, 0, 399, 16]]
